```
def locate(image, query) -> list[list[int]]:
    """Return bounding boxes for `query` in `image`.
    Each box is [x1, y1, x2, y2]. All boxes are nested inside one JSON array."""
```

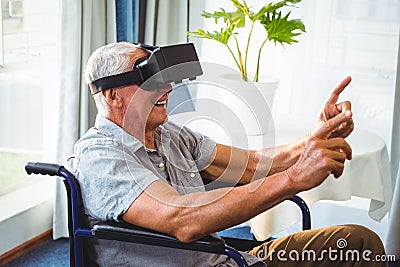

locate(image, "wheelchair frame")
[[25, 162, 310, 267]]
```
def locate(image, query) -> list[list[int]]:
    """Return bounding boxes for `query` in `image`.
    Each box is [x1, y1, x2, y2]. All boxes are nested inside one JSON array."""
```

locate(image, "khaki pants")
[[247, 224, 388, 267]]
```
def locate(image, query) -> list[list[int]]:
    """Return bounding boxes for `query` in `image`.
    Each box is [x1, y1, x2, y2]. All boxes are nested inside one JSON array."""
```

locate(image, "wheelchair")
[[25, 162, 311, 267]]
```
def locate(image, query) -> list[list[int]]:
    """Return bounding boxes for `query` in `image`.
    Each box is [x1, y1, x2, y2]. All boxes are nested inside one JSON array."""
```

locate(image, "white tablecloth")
[[169, 112, 393, 240], [249, 129, 393, 240]]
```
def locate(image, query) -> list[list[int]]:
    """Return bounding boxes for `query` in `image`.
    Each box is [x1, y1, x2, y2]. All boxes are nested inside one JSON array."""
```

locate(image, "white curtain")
[[143, 0, 188, 46], [190, 0, 400, 242], [191, 0, 399, 147], [143, 0, 196, 114], [280, 1, 399, 149], [387, 173, 400, 259], [386, 31, 400, 260], [54, 0, 116, 239]]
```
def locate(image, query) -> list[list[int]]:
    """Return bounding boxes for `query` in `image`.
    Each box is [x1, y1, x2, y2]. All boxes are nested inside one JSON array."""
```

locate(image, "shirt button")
[[190, 173, 196, 178], [158, 163, 165, 168]]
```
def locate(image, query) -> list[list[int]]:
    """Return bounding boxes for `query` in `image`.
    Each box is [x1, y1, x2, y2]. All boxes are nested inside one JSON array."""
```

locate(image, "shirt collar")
[[94, 115, 144, 152], [94, 115, 171, 154]]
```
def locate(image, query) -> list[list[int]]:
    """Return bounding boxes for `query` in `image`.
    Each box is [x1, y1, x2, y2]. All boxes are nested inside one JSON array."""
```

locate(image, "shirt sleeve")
[[71, 142, 160, 222]]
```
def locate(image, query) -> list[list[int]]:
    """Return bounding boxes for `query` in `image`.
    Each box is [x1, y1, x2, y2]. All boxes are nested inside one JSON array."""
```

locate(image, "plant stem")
[[225, 44, 242, 73], [244, 21, 255, 80], [254, 38, 268, 82], [233, 35, 246, 81]]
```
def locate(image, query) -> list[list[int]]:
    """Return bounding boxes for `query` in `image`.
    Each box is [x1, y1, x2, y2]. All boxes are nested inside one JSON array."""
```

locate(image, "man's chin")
[[159, 115, 168, 126], [149, 115, 169, 128]]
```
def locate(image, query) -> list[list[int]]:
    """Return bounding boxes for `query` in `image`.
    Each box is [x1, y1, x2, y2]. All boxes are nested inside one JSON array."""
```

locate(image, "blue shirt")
[[67, 115, 263, 267]]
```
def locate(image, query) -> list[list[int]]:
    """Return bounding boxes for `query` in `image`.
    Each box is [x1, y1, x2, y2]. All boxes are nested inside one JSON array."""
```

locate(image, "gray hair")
[[85, 42, 141, 117]]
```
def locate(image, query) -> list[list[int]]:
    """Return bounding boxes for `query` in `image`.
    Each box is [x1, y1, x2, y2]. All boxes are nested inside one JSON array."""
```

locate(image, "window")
[[294, 0, 400, 148], [0, 0, 60, 194]]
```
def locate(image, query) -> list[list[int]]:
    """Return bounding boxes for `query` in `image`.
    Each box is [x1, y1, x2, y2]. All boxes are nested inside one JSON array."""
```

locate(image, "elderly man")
[[67, 42, 387, 266]]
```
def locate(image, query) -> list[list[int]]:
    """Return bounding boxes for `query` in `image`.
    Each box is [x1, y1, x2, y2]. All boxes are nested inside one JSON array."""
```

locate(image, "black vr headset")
[[91, 43, 203, 94]]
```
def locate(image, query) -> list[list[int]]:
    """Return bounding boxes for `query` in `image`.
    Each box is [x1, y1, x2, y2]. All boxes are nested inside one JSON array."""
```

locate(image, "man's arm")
[[201, 76, 355, 185], [122, 111, 352, 243], [123, 170, 296, 243], [199, 137, 308, 185]]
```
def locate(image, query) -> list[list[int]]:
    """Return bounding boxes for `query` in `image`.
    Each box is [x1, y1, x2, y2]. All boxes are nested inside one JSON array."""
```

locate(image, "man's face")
[[122, 50, 172, 131], [123, 84, 173, 132], [142, 84, 172, 130]]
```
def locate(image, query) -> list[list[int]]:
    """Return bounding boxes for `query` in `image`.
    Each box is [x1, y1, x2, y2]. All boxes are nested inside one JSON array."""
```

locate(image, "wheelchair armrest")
[[92, 221, 226, 254]]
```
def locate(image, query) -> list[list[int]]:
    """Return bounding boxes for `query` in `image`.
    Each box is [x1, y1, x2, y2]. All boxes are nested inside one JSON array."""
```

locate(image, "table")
[[249, 128, 392, 240], [169, 112, 393, 240]]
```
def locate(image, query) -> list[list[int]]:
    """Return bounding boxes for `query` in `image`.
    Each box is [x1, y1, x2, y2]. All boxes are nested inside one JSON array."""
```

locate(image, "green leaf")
[[188, 27, 234, 45], [253, 3, 275, 21], [284, 0, 302, 4], [252, 0, 302, 22], [262, 0, 302, 13], [188, 0, 305, 80], [228, 10, 246, 28], [231, 0, 252, 18], [260, 11, 306, 45], [201, 9, 245, 28]]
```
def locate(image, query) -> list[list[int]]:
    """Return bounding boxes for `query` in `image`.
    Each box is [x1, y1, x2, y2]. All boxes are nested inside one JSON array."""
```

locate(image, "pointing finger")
[[326, 76, 352, 104]]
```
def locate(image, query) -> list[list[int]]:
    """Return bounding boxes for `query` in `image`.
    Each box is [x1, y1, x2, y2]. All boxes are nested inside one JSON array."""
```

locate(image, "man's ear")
[[102, 89, 123, 108]]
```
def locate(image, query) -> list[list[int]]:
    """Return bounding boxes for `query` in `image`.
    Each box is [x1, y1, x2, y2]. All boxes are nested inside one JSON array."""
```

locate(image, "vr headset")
[[91, 43, 203, 94]]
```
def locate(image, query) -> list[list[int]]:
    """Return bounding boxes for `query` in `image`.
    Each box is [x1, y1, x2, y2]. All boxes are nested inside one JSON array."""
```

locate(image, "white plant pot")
[[255, 79, 279, 109], [217, 74, 279, 136]]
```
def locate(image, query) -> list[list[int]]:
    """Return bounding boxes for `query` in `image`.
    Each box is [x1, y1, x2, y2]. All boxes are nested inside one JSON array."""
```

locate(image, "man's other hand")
[[287, 111, 353, 192]]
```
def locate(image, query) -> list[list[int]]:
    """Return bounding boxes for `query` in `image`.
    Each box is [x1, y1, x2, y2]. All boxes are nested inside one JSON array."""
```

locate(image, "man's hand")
[[314, 76, 354, 139], [287, 111, 353, 192]]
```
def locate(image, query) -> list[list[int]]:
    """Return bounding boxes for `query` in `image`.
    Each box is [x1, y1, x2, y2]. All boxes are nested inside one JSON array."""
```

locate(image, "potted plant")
[[188, 0, 306, 82], [187, 0, 306, 135]]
